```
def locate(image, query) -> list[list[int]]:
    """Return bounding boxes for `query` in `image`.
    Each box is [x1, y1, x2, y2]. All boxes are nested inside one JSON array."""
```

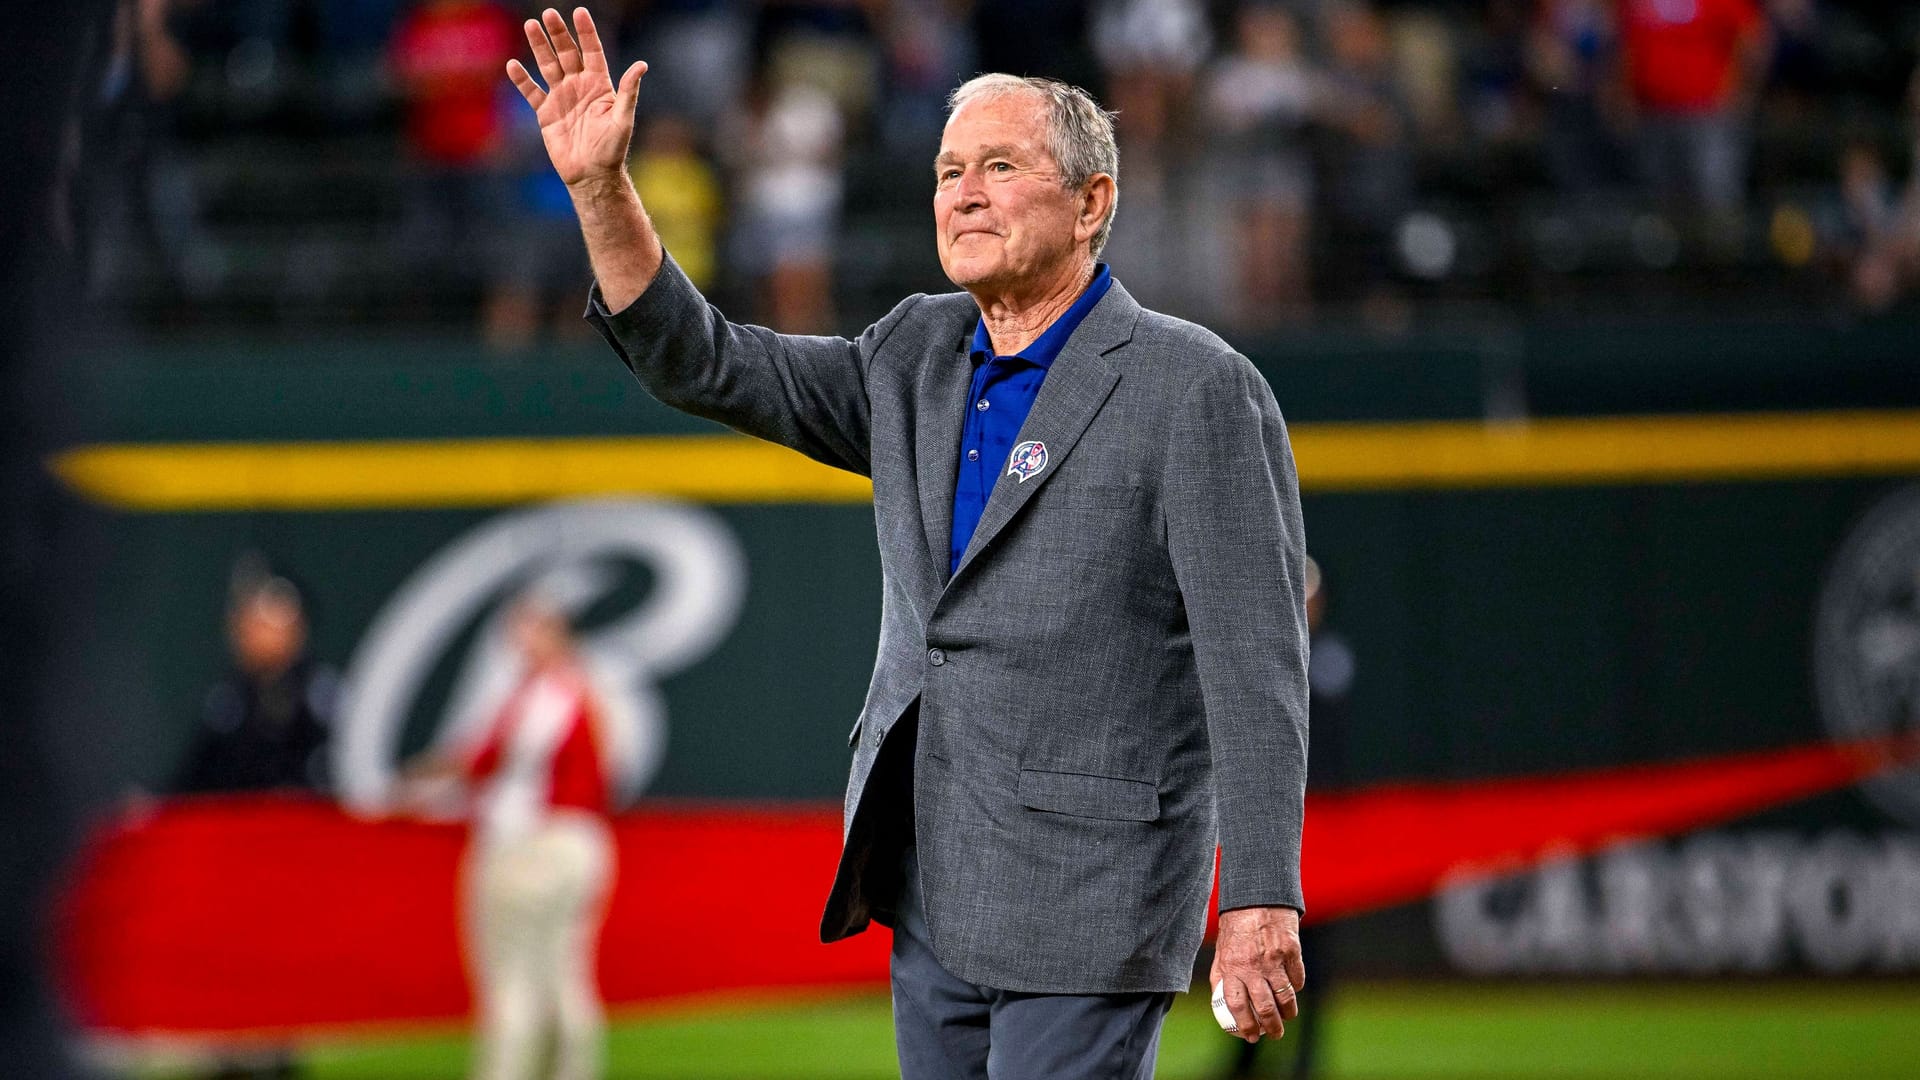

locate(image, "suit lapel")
[[947, 282, 1140, 584], [916, 337, 975, 583]]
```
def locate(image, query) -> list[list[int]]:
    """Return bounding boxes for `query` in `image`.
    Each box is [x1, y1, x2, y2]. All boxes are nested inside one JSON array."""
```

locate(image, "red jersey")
[[391, 0, 520, 165], [1618, 0, 1761, 114], [463, 666, 611, 840]]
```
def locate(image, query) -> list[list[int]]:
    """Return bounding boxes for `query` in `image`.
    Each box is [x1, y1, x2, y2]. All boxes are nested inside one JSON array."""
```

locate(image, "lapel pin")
[[1007, 440, 1048, 483]]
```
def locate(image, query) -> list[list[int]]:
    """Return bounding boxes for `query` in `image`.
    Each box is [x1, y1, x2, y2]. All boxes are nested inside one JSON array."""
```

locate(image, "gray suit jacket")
[[589, 256, 1309, 994]]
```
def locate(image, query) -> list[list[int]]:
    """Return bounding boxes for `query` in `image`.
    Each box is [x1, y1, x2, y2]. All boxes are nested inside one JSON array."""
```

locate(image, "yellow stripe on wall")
[[49, 435, 875, 510], [47, 410, 1920, 512], [1296, 410, 1920, 490]]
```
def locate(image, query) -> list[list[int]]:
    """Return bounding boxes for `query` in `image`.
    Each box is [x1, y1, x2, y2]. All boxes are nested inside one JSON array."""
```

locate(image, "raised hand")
[[506, 7, 646, 191]]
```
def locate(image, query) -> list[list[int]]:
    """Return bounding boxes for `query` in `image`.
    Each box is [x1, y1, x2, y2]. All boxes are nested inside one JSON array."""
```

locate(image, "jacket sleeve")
[[584, 253, 922, 478], [1163, 353, 1310, 914]]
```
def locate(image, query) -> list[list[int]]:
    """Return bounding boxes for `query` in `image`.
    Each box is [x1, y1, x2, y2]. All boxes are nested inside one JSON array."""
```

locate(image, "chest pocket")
[[1054, 482, 1139, 510]]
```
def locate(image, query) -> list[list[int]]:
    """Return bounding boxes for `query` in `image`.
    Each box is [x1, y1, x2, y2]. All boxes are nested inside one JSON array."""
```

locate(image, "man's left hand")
[[1211, 905, 1305, 1043]]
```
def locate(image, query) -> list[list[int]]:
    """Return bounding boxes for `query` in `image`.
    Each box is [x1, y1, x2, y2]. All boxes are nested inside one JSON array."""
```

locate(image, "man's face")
[[934, 93, 1087, 292], [508, 602, 571, 667], [229, 595, 305, 678]]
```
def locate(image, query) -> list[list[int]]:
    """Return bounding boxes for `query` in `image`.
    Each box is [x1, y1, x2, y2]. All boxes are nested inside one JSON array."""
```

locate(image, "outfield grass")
[[293, 981, 1920, 1079]]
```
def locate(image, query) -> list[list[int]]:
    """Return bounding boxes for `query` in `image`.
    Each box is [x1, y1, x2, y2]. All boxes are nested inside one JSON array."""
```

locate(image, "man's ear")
[[1078, 174, 1116, 244]]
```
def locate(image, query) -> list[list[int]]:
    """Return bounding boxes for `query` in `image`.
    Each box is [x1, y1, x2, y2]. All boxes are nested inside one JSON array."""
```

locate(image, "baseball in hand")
[[1210, 979, 1238, 1033]]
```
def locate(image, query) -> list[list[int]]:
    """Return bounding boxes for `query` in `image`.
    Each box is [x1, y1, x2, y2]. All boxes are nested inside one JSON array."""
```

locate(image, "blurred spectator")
[[1391, 6, 1464, 147], [618, 0, 749, 127], [1316, 0, 1416, 315], [1836, 73, 1920, 310], [1091, 0, 1212, 154], [1762, 0, 1826, 106], [1203, 2, 1318, 326], [722, 76, 845, 332], [1459, 0, 1535, 150], [73, 0, 1920, 330], [173, 559, 337, 795], [87, 0, 207, 303], [391, 0, 520, 302], [1617, 0, 1770, 215], [1089, 0, 1207, 318], [486, 78, 591, 350], [628, 113, 724, 292], [1752, 0, 1833, 187], [875, 0, 976, 155], [1527, 0, 1626, 193], [398, 592, 617, 1080], [754, 0, 881, 122]]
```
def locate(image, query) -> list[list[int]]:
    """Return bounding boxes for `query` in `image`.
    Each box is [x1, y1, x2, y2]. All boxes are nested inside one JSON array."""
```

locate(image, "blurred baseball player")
[[400, 592, 615, 1080]]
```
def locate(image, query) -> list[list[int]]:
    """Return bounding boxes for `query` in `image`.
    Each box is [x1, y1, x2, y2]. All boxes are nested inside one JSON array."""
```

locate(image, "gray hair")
[[947, 74, 1120, 257]]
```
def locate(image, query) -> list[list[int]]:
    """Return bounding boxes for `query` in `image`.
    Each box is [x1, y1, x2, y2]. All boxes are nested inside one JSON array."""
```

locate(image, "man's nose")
[[954, 165, 989, 210]]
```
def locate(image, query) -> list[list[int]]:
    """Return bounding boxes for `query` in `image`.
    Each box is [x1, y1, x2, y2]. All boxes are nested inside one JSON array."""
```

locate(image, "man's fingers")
[[1276, 977, 1300, 1022], [523, 18, 564, 85], [573, 6, 610, 75], [1222, 977, 1261, 1044], [1286, 945, 1307, 996], [505, 59, 546, 109], [1244, 977, 1287, 1040], [613, 60, 647, 117], [542, 8, 583, 75]]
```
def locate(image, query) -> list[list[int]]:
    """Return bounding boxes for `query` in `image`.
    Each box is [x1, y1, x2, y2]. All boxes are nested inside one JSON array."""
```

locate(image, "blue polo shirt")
[[950, 264, 1113, 574]]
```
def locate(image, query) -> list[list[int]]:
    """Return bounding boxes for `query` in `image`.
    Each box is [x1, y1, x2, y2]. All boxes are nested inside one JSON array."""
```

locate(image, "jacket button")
[[927, 648, 946, 666]]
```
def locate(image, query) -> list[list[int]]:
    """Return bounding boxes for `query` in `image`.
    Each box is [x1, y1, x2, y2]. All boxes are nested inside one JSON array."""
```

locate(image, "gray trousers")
[[888, 848, 1174, 1080], [1634, 110, 1748, 212]]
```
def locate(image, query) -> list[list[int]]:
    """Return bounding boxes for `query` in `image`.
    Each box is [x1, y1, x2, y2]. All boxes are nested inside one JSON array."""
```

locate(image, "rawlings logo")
[[334, 500, 746, 811]]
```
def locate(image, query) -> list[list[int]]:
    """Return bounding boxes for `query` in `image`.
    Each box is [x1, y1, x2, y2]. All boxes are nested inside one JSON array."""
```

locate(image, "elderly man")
[[507, 9, 1309, 1077]]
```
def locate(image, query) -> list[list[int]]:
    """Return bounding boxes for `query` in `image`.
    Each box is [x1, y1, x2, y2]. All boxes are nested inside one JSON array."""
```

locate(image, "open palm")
[[507, 7, 646, 188]]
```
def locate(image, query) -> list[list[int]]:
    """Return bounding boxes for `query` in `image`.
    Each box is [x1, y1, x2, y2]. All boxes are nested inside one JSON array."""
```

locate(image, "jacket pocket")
[[1017, 768, 1160, 821], [1056, 483, 1139, 509]]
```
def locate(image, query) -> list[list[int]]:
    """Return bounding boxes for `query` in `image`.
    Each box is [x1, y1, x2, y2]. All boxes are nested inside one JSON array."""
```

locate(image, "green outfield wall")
[[57, 313, 1920, 977]]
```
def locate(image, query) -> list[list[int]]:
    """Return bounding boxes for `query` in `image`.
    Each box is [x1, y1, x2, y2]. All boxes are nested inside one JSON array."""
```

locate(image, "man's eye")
[[990, 162, 1011, 172]]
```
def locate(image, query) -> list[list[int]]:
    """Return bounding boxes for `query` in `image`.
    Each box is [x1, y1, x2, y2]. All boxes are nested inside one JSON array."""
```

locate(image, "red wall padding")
[[55, 735, 1906, 1036]]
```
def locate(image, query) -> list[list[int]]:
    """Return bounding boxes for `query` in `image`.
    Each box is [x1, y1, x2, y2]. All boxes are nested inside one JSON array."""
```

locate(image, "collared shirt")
[[950, 264, 1113, 574]]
